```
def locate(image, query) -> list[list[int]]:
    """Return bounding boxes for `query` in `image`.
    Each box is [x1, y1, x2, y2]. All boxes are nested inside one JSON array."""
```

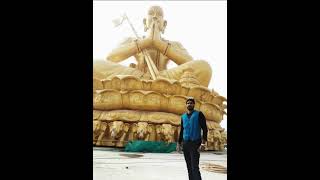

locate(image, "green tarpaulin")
[[124, 140, 177, 153]]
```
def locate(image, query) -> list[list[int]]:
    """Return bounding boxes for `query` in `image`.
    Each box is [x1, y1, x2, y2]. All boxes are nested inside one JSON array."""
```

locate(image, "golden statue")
[[93, 6, 227, 151]]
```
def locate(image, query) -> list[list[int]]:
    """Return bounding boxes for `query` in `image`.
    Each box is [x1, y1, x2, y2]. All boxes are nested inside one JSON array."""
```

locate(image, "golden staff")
[[122, 13, 160, 80]]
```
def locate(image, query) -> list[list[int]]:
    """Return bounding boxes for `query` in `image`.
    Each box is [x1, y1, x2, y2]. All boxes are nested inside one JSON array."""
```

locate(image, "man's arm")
[[199, 111, 208, 144], [178, 118, 184, 144]]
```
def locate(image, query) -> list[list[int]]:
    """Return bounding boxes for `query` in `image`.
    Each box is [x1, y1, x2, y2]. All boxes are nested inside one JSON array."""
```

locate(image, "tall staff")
[[118, 13, 160, 80]]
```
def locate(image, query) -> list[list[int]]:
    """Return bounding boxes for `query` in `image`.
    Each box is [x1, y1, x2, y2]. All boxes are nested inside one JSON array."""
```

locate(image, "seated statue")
[[93, 5, 212, 87], [93, 6, 226, 149]]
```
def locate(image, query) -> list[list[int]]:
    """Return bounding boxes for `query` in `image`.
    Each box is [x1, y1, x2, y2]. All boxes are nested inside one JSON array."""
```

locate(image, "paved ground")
[[93, 147, 227, 180]]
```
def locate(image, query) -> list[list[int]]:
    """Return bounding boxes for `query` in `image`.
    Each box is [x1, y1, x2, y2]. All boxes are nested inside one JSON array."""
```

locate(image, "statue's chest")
[[137, 49, 161, 62], [136, 49, 168, 71]]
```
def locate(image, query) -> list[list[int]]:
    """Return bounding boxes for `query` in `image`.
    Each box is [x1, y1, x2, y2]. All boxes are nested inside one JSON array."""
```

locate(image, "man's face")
[[186, 101, 195, 111]]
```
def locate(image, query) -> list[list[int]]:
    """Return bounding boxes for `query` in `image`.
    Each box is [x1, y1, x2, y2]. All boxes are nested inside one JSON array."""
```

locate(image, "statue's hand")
[[150, 22, 166, 51], [135, 34, 152, 51], [152, 22, 162, 42], [147, 22, 155, 41], [140, 37, 152, 49], [146, 22, 162, 46]]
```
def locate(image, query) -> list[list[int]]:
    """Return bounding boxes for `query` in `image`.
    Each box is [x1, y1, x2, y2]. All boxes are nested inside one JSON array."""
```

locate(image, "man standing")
[[177, 97, 208, 180]]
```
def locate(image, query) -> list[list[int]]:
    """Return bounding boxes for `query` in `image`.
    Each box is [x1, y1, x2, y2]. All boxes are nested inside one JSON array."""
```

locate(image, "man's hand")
[[198, 141, 207, 152], [202, 140, 207, 145], [176, 143, 182, 152]]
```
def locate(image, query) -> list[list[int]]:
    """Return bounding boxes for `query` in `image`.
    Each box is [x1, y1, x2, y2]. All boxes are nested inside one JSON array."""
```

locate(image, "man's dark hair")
[[186, 97, 195, 104]]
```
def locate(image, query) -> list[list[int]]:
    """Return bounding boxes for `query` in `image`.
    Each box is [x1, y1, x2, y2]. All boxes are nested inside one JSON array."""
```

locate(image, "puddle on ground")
[[119, 153, 144, 158]]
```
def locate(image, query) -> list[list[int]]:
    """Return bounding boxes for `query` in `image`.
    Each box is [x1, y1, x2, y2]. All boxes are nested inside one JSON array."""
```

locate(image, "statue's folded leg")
[[93, 60, 150, 80], [160, 60, 212, 87]]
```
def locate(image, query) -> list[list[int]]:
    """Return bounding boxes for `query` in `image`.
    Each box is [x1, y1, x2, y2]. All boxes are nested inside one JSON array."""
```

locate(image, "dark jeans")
[[183, 140, 202, 180]]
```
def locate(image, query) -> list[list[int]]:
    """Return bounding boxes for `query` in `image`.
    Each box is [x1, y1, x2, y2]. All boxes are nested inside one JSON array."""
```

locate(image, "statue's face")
[[147, 6, 165, 31], [208, 130, 214, 142], [161, 124, 175, 143], [110, 121, 124, 139], [137, 122, 148, 139]]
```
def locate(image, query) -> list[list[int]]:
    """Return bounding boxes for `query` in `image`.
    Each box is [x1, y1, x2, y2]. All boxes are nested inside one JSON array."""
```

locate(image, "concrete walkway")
[[93, 147, 227, 180]]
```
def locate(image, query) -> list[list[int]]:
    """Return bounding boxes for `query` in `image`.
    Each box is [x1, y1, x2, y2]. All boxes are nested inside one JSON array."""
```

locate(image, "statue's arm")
[[154, 40, 193, 65], [106, 37, 152, 62]]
